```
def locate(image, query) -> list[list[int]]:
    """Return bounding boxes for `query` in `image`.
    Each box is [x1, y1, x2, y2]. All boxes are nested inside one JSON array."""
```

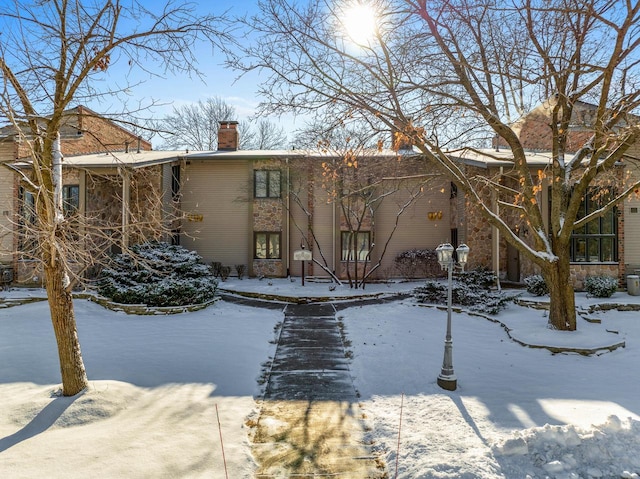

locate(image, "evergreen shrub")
[[98, 241, 218, 306], [524, 274, 549, 296], [414, 267, 519, 315], [584, 275, 618, 298]]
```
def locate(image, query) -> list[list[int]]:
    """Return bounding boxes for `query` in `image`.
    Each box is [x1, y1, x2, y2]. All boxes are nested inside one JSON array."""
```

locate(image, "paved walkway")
[[251, 301, 386, 478]]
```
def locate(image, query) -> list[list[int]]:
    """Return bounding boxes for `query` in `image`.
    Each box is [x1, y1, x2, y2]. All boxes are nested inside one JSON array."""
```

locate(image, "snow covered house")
[[0, 106, 182, 284], [453, 99, 640, 287], [2, 102, 637, 288]]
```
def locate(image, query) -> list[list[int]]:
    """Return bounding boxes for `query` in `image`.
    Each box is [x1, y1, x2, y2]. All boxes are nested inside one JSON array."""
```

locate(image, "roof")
[[62, 149, 185, 168], [185, 147, 420, 161], [450, 148, 561, 168]]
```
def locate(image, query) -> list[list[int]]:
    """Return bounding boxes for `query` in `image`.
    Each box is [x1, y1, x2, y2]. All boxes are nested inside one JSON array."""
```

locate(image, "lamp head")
[[436, 243, 454, 268], [456, 244, 470, 265]]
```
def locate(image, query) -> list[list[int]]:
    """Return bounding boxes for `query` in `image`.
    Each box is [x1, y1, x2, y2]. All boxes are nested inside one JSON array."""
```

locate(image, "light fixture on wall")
[[427, 211, 443, 221]]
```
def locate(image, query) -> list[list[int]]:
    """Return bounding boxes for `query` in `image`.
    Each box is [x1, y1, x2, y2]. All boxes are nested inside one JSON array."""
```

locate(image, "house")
[[2, 101, 637, 288], [458, 98, 640, 287], [0, 106, 182, 284], [176, 122, 455, 281]]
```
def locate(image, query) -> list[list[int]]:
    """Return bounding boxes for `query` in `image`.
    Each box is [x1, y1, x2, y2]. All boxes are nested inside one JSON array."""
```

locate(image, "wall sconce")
[[428, 211, 443, 221]]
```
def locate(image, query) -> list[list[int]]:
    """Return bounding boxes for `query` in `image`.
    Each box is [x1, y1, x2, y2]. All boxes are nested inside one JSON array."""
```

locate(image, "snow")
[[2, 279, 640, 478]]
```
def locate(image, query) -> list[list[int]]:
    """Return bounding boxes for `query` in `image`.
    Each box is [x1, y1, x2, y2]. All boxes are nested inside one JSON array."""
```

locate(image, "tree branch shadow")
[[0, 391, 82, 453]]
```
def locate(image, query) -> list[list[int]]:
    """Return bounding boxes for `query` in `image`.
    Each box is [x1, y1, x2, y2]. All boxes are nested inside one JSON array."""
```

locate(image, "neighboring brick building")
[[468, 99, 639, 288], [0, 106, 179, 284]]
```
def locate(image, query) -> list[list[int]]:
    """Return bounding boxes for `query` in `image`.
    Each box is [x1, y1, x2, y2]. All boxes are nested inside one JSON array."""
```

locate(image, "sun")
[[343, 3, 377, 46]]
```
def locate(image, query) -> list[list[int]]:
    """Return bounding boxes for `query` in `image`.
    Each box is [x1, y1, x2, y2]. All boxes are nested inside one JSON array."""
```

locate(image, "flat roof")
[[62, 150, 185, 168], [449, 148, 561, 168]]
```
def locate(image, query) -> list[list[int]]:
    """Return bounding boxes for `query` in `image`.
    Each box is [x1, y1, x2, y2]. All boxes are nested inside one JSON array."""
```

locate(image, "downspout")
[[52, 132, 64, 223], [286, 157, 290, 277], [493, 166, 503, 291], [119, 167, 131, 250]]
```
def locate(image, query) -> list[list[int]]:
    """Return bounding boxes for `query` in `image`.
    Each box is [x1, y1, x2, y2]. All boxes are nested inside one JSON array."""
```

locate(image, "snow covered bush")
[[394, 248, 440, 279], [98, 241, 218, 306], [524, 274, 549, 296], [414, 267, 518, 314], [584, 275, 618, 298]]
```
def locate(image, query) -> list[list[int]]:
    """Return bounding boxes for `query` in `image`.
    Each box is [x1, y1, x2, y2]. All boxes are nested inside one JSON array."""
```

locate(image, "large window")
[[570, 189, 618, 262], [254, 170, 281, 198], [341, 231, 371, 261], [254, 232, 281, 259]]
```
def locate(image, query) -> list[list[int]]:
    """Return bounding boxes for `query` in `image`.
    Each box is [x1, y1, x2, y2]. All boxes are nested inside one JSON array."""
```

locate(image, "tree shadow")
[[0, 391, 82, 453]]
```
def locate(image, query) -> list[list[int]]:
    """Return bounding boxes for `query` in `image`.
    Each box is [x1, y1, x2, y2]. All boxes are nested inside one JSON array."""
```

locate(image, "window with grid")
[[254, 170, 281, 198], [570, 189, 618, 262], [254, 232, 281, 259], [341, 231, 371, 261]]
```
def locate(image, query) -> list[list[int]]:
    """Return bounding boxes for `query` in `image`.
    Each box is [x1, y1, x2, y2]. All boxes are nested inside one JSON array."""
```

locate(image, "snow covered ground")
[[1, 279, 640, 478]]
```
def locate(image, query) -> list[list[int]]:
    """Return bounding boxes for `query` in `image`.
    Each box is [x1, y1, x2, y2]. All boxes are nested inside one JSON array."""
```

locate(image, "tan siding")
[[312, 198, 337, 277], [625, 196, 640, 273], [374, 178, 452, 277], [180, 160, 250, 266], [0, 168, 14, 263]]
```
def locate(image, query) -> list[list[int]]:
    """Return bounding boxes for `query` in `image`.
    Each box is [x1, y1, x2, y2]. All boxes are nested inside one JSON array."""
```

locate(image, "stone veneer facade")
[[252, 159, 286, 277]]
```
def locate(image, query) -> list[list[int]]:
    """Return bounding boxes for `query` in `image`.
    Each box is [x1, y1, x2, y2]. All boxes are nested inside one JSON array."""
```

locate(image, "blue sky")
[[90, 1, 305, 147]]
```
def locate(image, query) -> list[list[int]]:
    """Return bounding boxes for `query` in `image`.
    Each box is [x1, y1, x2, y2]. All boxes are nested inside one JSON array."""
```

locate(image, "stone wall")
[[252, 159, 285, 277]]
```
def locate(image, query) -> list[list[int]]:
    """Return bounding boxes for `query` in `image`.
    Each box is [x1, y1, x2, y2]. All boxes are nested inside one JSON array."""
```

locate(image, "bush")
[[584, 275, 618, 298], [394, 248, 440, 279], [414, 268, 519, 315], [524, 274, 549, 296], [455, 266, 496, 289], [98, 241, 218, 307]]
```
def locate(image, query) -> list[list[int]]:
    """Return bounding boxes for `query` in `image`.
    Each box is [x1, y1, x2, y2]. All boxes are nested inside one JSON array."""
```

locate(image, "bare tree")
[[0, 0, 228, 395], [158, 97, 237, 150], [159, 97, 289, 150], [287, 133, 438, 288], [234, 0, 640, 330], [243, 118, 289, 149]]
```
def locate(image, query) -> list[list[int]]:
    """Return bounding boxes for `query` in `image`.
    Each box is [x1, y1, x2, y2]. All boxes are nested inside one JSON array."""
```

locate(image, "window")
[[18, 187, 37, 254], [570, 189, 618, 262], [254, 232, 281, 259], [171, 164, 180, 201], [254, 170, 281, 198], [341, 231, 371, 261], [62, 185, 79, 216]]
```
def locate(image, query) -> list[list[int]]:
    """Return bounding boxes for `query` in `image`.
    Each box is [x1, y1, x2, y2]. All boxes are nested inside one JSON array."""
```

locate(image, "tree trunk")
[[45, 263, 89, 396], [544, 253, 577, 331]]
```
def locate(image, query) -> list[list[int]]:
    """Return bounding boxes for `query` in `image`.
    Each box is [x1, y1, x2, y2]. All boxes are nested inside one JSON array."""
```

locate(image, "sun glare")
[[343, 3, 377, 46]]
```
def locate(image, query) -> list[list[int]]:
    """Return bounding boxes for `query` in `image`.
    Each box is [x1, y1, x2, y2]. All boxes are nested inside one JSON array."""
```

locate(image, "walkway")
[[251, 302, 386, 478]]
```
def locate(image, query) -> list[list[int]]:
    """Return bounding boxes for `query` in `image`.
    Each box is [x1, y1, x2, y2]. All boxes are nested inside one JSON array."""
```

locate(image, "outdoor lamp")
[[436, 243, 454, 269], [456, 244, 469, 267], [436, 242, 470, 392]]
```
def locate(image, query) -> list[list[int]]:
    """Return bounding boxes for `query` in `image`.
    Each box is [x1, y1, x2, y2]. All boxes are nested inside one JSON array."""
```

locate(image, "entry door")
[[507, 238, 520, 282]]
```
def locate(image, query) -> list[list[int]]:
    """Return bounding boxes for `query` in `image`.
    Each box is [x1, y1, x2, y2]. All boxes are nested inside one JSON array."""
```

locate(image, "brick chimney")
[[217, 121, 239, 151]]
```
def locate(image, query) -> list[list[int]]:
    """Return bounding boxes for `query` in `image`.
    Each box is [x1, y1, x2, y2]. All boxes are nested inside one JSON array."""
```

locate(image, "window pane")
[[341, 232, 352, 261], [255, 233, 267, 259], [268, 233, 280, 258], [255, 171, 267, 198], [601, 210, 615, 234], [268, 171, 281, 198], [357, 232, 370, 260], [587, 218, 600, 235], [601, 238, 614, 262], [63, 185, 79, 215], [587, 238, 600, 262], [573, 238, 586, 262]]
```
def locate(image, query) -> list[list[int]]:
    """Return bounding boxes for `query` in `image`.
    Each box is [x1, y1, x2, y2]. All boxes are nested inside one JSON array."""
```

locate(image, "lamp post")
[[435, 242, 470, 391]]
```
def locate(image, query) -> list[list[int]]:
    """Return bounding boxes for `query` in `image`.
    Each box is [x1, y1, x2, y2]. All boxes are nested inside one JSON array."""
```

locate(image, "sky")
[[89, 1, 307, 148], [2, 280, 640, 478]]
